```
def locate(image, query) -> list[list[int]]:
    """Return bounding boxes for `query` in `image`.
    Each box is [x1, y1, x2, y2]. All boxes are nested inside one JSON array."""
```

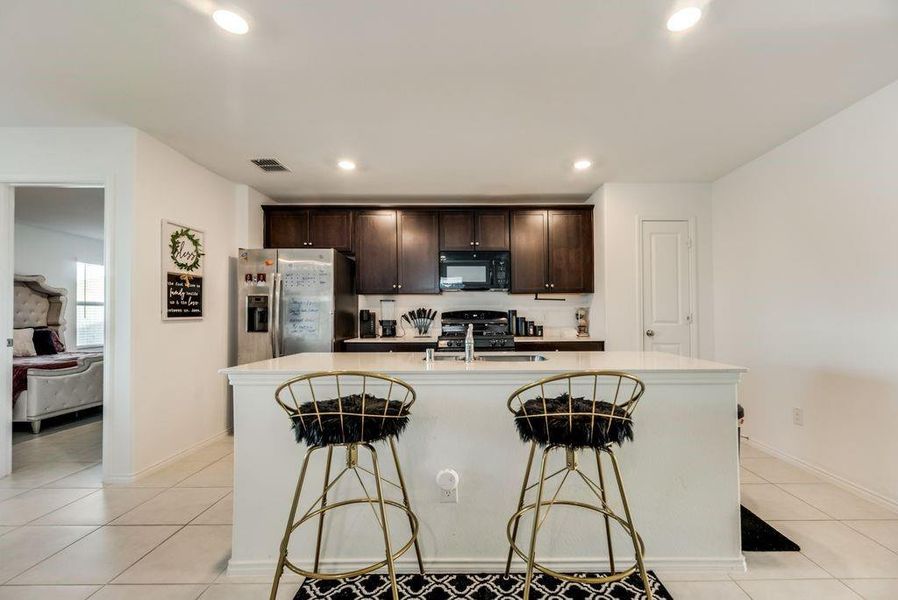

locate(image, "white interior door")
[[641, 220, 693, 356], [0, 185, 14, 478]]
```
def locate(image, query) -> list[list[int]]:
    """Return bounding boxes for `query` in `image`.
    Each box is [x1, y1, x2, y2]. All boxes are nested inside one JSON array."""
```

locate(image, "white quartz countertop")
[[514, 336, 604, 343], [344, 336, 437, 343], [343, 335, 604, 343], [222, 350, 745, 377]]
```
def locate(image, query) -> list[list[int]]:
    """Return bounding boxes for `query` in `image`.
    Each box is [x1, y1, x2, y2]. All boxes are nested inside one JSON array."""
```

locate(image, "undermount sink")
[[426, 354, 464, 361], [472, 354, 547, 362], [424, 354, 547, 362]]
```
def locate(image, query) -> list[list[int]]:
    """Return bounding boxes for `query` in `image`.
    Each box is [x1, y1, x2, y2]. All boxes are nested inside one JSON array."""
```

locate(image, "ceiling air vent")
[[250, 158, 291, 172]]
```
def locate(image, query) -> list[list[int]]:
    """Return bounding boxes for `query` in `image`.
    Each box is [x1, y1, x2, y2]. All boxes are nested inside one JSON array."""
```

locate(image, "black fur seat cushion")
[[513, 394, 634, 449], [290, 394, 410, 446]]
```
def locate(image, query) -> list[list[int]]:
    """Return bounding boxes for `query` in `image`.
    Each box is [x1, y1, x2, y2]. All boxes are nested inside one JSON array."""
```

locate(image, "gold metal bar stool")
[[270, 371, 424, 600], [504, 371, 653, 599]]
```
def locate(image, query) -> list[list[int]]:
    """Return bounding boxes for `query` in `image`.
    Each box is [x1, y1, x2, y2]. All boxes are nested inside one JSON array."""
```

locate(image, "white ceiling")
[[14, 187, 105, 240], [1, 1, 897, 199]]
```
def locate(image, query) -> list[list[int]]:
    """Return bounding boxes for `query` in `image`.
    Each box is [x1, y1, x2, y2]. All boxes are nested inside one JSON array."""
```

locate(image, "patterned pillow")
[[12, 328, 36, 357], [50, 330, 66, 353]]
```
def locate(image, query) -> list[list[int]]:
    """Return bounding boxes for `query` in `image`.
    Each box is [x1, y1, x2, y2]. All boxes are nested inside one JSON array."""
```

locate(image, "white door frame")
[[635, 215, 699, 358], [0, 176, 116, 479]]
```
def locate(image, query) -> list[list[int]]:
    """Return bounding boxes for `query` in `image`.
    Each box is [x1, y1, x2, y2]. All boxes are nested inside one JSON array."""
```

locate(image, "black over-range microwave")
[[439, 251, 510, 291]]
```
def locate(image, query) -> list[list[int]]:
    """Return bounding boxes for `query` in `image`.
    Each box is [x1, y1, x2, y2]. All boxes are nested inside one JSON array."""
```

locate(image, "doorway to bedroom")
[[8, 186, 105, 483]]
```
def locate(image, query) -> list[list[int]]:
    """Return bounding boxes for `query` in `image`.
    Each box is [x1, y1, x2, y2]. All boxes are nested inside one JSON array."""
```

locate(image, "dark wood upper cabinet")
[[548, 209, 594, 293], [398, 210, 440, 294], [510, 207, 593, 294], [264, 207, 352, 250], [264, 202, 592, 295], [476, 210, 510, 250], [440, 209, 509, 251], [355, 210, 399, 294], [265, 209, 309, 248], [308, 209, 353, 251], [510, 210, 549, 293], [439, 211, 476, 250]]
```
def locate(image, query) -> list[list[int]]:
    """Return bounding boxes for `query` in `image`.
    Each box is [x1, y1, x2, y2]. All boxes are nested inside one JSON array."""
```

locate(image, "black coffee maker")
[[359, 310, 377, 338]]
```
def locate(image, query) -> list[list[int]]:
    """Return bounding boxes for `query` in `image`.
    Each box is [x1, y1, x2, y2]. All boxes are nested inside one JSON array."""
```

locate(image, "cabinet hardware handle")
[[550, 283, 555, 288], [470, 241, 475, 246], [398, 284, 402, 289], [392, 284, 397, 288], [545, 284, 549, 288], [475, 241, 480, 246]]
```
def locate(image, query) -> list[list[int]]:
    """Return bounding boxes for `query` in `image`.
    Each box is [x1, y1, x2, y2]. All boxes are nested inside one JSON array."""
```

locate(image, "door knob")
[[645, 329, 655, 337]]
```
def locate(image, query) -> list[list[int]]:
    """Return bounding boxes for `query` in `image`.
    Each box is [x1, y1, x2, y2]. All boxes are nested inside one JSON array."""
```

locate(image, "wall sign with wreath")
[[162, 220, 205, 320]]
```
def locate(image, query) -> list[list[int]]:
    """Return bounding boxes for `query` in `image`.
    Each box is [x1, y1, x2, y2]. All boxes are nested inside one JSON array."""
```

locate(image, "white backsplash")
[[359, 291, 594, 338]]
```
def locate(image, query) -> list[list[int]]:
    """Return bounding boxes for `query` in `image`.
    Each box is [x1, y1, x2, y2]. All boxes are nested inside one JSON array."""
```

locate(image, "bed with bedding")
[[11, 275, 103, 433]]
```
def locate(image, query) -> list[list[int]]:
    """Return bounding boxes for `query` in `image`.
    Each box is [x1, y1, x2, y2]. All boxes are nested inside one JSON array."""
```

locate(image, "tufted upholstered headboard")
[[14, 274, 67, 338]]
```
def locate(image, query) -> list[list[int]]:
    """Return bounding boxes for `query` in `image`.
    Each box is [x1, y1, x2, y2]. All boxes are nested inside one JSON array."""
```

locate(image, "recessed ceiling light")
[[573, 159, 593, 171], [213, 9, 249, 35], [337, 159, 357, 171], [666, 7, 702, 32]]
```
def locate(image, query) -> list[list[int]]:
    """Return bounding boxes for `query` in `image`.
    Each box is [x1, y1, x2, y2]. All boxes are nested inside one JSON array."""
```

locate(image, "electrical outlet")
[[792, 408, 804, 426], [436, 469, 459, 503]]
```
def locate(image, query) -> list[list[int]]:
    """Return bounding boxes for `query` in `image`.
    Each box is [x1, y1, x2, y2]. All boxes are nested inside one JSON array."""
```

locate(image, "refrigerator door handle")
[[270, 273, 283, 358]]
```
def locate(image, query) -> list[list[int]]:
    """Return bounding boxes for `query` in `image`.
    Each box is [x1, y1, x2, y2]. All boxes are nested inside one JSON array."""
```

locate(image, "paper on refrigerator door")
[[285, 297, 321, 337]]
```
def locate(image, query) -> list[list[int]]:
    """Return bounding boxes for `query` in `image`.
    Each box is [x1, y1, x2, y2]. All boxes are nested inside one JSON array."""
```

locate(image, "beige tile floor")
[[1, 422, 898, 599]]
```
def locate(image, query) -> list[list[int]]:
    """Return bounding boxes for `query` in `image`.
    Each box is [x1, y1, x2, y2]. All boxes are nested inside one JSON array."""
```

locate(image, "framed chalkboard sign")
[[166, 273, 203, 318], [162, 220, 205, 320]]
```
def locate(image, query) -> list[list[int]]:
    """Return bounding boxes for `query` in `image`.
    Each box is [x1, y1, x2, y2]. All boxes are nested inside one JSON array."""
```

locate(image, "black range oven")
[[439, 251, 510, 291]]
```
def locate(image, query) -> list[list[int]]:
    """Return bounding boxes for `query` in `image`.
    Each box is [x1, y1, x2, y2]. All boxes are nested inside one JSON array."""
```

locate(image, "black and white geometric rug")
[[294, 571, 672, 599]]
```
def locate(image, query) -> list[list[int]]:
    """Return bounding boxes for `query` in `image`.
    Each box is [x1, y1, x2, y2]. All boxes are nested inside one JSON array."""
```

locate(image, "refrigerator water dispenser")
[[246, 295, 269, 332]]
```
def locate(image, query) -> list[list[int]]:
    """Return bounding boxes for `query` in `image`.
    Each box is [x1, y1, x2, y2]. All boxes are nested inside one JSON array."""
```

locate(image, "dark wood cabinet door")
[[439, 211, 475, 250], [355, 210, 398, 294], [265, 209, 309, 248], [398, 210, 440, 294], [475, 210, 509, 250], [309, 209, 353, 251], [510, 210, 549, 293], [547, 209, 594, 293]]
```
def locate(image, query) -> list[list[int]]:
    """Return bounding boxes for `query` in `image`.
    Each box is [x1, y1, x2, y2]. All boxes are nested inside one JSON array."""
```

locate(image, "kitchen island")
[[222, 351, 746, 577]]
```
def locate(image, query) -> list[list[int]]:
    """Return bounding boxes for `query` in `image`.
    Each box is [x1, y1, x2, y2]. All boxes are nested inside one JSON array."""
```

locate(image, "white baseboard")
[[227, 556, 746, 578], [745, 438, 898, 513], [103, 429, 231, 484]]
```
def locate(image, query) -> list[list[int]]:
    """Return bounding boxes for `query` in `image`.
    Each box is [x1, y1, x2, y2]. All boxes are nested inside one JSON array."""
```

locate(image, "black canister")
[[535, 325, 543, 337], [516, 317, 527, 337], [508, 310, 517, 335], [527, 321, 536, 336]]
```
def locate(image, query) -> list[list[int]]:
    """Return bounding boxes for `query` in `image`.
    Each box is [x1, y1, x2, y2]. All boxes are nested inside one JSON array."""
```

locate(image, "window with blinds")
[[76, 262, 104, 348]]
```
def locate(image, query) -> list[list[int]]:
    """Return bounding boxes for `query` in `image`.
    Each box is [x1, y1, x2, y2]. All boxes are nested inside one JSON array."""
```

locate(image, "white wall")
[[1, 128, 276, 481], [0, 127, 136, 479], [13, 223, 104, 350], [712, 80, 898, 505], [130, 131, 241, 473], [235, 185, 273, 249], [599, 183, 715, 356]]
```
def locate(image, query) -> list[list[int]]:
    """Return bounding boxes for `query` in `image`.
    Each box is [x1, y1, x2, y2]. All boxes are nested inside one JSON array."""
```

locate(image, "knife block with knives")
[[401, 308, 437, 337]]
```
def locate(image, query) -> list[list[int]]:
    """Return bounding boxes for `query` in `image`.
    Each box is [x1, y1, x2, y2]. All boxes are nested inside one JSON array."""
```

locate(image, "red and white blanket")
[[12, 352, 101, 403]]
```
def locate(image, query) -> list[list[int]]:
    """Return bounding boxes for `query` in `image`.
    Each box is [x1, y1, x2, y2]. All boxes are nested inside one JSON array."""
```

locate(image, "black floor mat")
[[742, 505, 800, 551]]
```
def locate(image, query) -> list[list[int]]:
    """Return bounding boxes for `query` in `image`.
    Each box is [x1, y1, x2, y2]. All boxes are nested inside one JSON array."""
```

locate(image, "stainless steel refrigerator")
[[236, 248, 357, 364]]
